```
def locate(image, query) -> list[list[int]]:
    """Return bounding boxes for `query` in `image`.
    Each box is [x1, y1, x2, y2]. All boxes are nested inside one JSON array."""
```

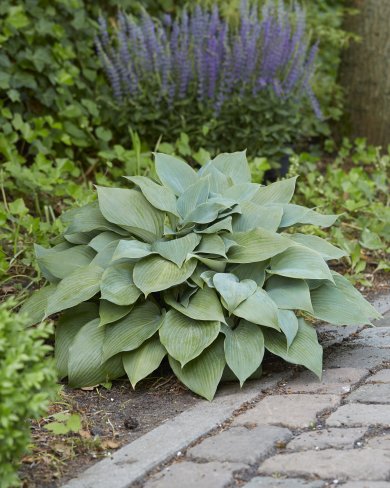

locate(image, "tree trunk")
[[340, 0, 390, 148]]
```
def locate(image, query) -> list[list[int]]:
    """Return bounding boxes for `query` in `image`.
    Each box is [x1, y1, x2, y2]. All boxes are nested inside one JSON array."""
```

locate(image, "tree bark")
[[340, 0, 390, 147]]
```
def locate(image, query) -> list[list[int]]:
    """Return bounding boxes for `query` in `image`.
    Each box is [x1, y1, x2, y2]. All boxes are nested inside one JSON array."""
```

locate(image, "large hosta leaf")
[[222, 320, 264, 386], [96, 187, 164, 242], [124, 175, 178, 216], [20, 284, 57, 327], [232, 202, 283, 233], [311, 272, 381, 325], [55, 303, 99, 379], [63, 202, 126, 235], [89, 232, 123, 252], [228, 261, 268, 287], [46, 265, 103, 316], [228, 229, 292, 263], [198, 163, 231, 194], [165, 286, 225, 322], [177, 177, 210, 219], [213, 273, 257, 313], [102, 302, 163, 360], [279, 204, 339, 228], [288, 233, 347, 260], [270, 246, 334, 282], [252, 176, 297, 205], [155, 153, 197, 195], [184, 199, 235, 225], [169, 335, 226, 401], [152, 234, 201, 267], [233, 288, 280, 330], [223, 183, 260, 203], [133, 256, 197, 295], [277, 309, 299, 349], [112, 239, 153, 262], [265, 275, 313, 313], [99, 300, 133, 327], [263, 319, 323, 378], [210, 151, 251, 184], [196, 234, 227, 257], [90, 240, 119, 269], [195, 216, 233, 234], [68, 318, 125, 387], [123, 335, 167, 388], [100, 263, 141, 306], [37, 245, 96, 280], [160, 310, 220, 366]]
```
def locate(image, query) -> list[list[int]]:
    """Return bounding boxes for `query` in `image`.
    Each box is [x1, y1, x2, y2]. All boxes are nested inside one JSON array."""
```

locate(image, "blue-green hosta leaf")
[[210, 151, 251, 184], [252, 176, 298, 205], [63, 202, 127, 235], [155, 153, 197, 195], [102, 302, 163, 361], [279, 204, 339, 228], [89, 232, 123, 252], [99, 300, 133, 327], [200, 270, 217, 287], [184, 198, 237, 225], [68, 319, 125, 387], [152, 234, 201, 267], [228, 261, 269, 287], [37, 245, 96, 280], [263, 318, 323, 378], [177, 176, 210, 219], [46, 265, 104, 316], [196, 234, 227, 257], [96, 187, 164, 242], [222, 320, 264, 386], [269, 246, 334, 283], [20, 284, 57, 327], [123, 335, 167, 388], [213, 273, 257, 313], [311, 272, 381, 325], [112, 239, 153, 262], [223, 183, 260, 202], [164, 287, 225, 323], [124, 175, 179, 216], [287, 233, 347, 260], [232, 202, 283, 232], [198, 163, 231, 193], [169, 335, 226, 401], [64, 231, 100, 245], [187, 254, 227, 272], [100, 263, 141, 306], [34, 244, 63, 282], [195, 216, 233, 234], [233, 288, 280, 330], [160, 310, 220, 366], [90, 240, 119, 269], [55, 303, 99, 379], [277, 309, 299, 349], [265, 275, 314, 313], [133, 256, 197, 295], [227, 229, 292, 263], [189, 263, 208, 288]]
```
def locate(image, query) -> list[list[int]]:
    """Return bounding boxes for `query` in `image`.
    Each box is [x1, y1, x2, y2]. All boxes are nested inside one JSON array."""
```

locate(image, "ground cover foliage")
[[22, 152, 380, 401]]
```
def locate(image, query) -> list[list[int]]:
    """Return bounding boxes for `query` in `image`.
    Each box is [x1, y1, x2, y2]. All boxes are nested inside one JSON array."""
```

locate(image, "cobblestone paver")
[[138, 296, 390, 487]]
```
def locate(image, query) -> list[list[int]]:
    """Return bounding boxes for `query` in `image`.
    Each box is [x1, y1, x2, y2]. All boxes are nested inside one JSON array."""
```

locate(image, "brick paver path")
[[143, 311, 390, 488]]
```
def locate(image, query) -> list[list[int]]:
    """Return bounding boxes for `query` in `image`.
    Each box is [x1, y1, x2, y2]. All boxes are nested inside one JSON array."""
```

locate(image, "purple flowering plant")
[[96, 0, 322, 159]]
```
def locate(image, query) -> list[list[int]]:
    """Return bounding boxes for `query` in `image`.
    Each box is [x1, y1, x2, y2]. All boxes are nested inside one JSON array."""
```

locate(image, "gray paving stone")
[[347, 383, 390, 404], [366, 434, 390, 450], [341, 483, 390, 488], [373, 310, 390, 328], [366, 369, 390, 383], [316, 324, 361, 347], [351, 328, 390, 348], [243, 477, 325, 488], [324, 346, 389, 370], [372, 294, 390, 315], [143, 461, 246, 488], [286, 427, 366, 451], [284, 368, 367, 394], [259, 448, 390, 481], [233, 394, 340, 429], [187, 425, 291, 464], [327, 404, 390, 427]]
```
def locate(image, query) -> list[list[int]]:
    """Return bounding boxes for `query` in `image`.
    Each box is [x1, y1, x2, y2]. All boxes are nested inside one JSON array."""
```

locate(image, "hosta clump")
[[23, 152, 380, 400]]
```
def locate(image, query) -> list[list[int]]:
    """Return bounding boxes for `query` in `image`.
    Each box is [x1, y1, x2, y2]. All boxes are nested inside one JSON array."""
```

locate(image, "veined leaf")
[[279, 204, 339, 228], [269, 246, 334, 282], [102, 302, 163, 361], [38, 245, 96, 280], [228, 261, 268, 287], [46, 265, 103, 316], [165, 286, 225, 323], [112, 239, 153, 262], [89, 232, 123, 252], [169, 335, 226, 401], [228, 228, 292, 263], [263, 319, 323, 378], [20, 284, 57, 327], [63, 202, 126, 235], [287, 233, 347, 260], [100, 263, 141, 306], [252, 176, 298, 205], [196, 234, 227, 257], [195, 216, 233, 234], [155, 153, 197, 195], [99, 300, 133, 327], [177, 176, 210, 219], [160, 310, 220, 366], [198, 163, 231, 193], [213, 273, 257, 313], [90, 240, 119, 269], [233, 288, 280, 330], [123, 335, 167, 388], [265, 275, 313, 313], [223, 183, 260, 202], [133, 256, 197, 295], [232, 202, 283, 233], [184, 200, 233, 225], [96, 186, 164, 242], [187, 254, 227, 272], [210, 151, 251, 184], [222, 320, 264, 386], [64, 230, 100, 245], [152, 234, 201, 267], [124, 175, 179, 216], [311, 272, 381, 325], [277, 309, 299, 349]]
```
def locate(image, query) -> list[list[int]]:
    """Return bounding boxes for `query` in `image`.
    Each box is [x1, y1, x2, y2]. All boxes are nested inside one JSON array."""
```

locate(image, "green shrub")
[[22, 152, 380, 401], [0, 300, 57, 488]]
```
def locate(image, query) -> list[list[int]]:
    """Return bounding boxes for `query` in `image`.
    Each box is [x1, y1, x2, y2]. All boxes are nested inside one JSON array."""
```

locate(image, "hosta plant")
[[22, 152, 380, 400]]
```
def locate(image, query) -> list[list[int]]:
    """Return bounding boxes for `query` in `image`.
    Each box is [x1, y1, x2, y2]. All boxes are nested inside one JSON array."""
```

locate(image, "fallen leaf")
[[101, 439, 120, 450]]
